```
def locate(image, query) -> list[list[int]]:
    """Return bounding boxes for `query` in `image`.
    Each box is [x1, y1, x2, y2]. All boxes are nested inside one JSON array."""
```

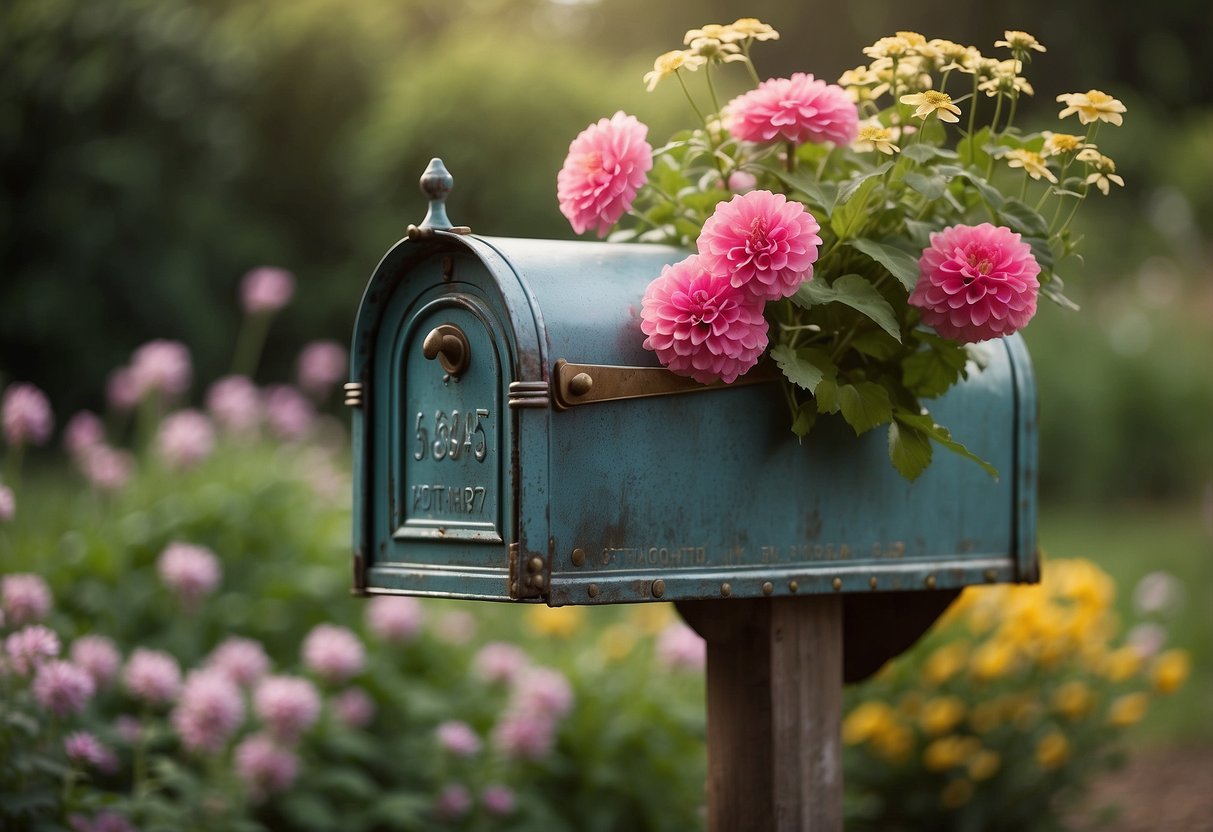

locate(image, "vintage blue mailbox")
[[348, 161, 1037, 645]]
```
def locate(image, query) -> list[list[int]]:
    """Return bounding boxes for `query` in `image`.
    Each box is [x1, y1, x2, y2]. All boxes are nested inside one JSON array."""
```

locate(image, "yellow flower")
[[843, 701, 897, 745], [978, 59, 1034, 97], [923, 736, 965, 771], [1107, 692, 1149, 728], [968, 749, 1001, 781], [970, 639, 1016, 681], [995, 31, 1047, 53], [923, 642, 968, 685], [1103, 645, 1142, 682], [686, 37, 747, 64], [1052, 680, 1095, 720], [630, 602, 675, 635], [895, 31, 928, 47], [864, 35, 912, 60], [854, 124, 900, 155], [1057, 90, 1126, 126], [1035, 731, 1070, 770], [1151, 649, 1191, 694], [729, 18, 779, 41], [643, 50, 707, 92], [940, 778, 974, 808], [942, 46, 986, 74], [871, 723, 915, 764], [1079, 152, 1125, 196], [526, 604, 586, 638], [920, 696, 967, 736], [901, 90, 962, 123], [1005, 149, 1058, 183], [1041, 132, 1087, 156], [684, 24, 745, 44]]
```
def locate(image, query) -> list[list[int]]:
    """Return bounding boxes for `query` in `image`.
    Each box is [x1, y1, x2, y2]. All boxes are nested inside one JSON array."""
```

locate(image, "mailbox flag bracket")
[[552, 359, 777, 410]]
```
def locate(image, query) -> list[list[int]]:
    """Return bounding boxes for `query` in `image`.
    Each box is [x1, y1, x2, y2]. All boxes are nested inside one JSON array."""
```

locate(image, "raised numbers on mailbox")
[[413, 409, 489, 463]]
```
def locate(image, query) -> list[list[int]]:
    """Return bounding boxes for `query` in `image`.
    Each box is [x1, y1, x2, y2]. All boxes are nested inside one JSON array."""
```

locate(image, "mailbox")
[[348, 161, 1037, 636]]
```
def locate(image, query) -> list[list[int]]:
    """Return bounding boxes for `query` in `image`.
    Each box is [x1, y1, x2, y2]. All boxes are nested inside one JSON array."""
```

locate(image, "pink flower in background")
[[365, 596, 423, 644], [263, 385, 315, 442], [513, 667, 574, 718], [157, 542, 222, 607], [656, 622, 707, 672], [491, 708, 558, 761], [2, 573, 52, 624], [64, 411, 105, 457], [69, 811, 135, 832], [640, 254, 769, 384], [241, 267, 296, 314], [254, 675, 322, 742], [331, 687, 375, 729], [1133, 571, 1185, 615], [727, 170, 758, 192], [434, 610, 476, 645], [482, 785, 516, 816], [123, 648, 182, 706], [207, 636, 271, 688], [433, 784, 472, 821], [909, 223, 1040, 343], [697, 190, 822, 301], [33, 660, 95, 716], [106, 367, 140, 411], [235, 733, 299, 801], [172, 668, 245, 754], [1127, 622, 1168, 659], [70, 635, 122, 687], [78, 445, 136, 492], [5, 624, 61, 674], [115, 716, 143, 745], [726, 73, 859, 146], [155, 410, 215, 469], [558, 111, 653, 237], [296, 341, 348, 399], [436, 720, 482, 758], [473, 642, 530, 685], [0, 485, 13, 522], [2, 382, 54, 447], [64, 731, 117, 772], [206, 376, 262, 435], [302, 624, 365, 683], [130, 340, 192, 399]]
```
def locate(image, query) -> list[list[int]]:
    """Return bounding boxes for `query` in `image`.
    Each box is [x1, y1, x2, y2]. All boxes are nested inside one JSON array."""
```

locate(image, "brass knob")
[[569, 372, 593, 396], [422, 324, 470, 376]]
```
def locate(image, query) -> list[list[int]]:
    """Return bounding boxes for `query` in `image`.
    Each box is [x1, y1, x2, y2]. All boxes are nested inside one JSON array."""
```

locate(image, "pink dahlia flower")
[[33, 660, 95, 716], [172, 668, 245, 754], [235, 733, 299, 801], [296, 341, 348, 400], [330, 687, 375, 729], [697, 189, 823, 301], [206, 636, 271, 688], [254, 675, 322, 742], [301, 624, 365, 683], [123, 648, 182, 706], [909, 223, 1041, 343], [70, 635, 122, 687], [157, 542, 222, 607], [435, 720, 482, 758], [557, 111, 653, 237], [640, 255, 769, 384], [2, 382, 54, 447], [6, 624, 61, 674], [434, 784, 472, 821], [241, 267, 296, 314], [656, 622, 707, 672], [64, 731, 118, 772], [155, 410, 215, 469], [2, 573, 52, 625], [130, 340, 192, 399], [727, 73, 859, 146], [206, 376, 262, 435], [365, 596, 423, 644], [472, 642, 530, 685], [482, 785, 517, 816]]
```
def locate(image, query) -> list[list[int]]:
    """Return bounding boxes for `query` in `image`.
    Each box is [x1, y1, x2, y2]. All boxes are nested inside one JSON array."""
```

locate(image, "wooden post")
[[677, 596, 843, 832]]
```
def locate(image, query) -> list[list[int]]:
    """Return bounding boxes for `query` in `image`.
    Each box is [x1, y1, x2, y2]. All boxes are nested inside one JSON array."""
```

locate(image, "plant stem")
[[785, 140, 796, 173], [965, 74, 979, 166], [675, 70, 709, 128], [230, 311, 273, 379]]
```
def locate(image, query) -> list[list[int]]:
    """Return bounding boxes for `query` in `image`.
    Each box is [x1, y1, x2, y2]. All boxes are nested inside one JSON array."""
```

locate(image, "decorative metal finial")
[[406, 158, 471, 239]]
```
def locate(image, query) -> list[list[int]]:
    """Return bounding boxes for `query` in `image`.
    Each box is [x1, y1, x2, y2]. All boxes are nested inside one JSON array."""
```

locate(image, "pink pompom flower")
[[301, 624, 365, 683], [482, 785, 516, 816], [78, 445, 136, 493], [296, 341, 348, 400], [206, 376, 262, 435], [155, 410, 215, 469], [365, 596, 423, 644], [491, 708, 558, 761], [106, 367, 140, 412], [473, 642, 530, 685], [513, 667, 574, 719], [640, 254, 769, 384], [123, 648, 182, 706], [254, 675, 322, 743], [2, 573, 52, 625], [235, 733, 300, 801], [330, 687, 375, 729], [64, 731, 118, 772], [557, 111, 653, 237], [2, 383, 54, 448], [206, 636, 271, 688], [435, 720, 482, 758], [0, 485, 13, 523], [6, 624, 61, 674], [157, 542, 222, 607], [171, 668, 245, 754], [130, 340, 192, 399], [64, 411, 105, 457], [33, 660, 95, 716], [262, 385, 315, 442], [70, 635, 122, 687], [727, 73, 859, 147], [697, 189, 822, 301], [69, 811, 135, 832], [434, 784, 473, 821], [241, 267, 296, 314], [909, 223, 1041, 343], [656, 622, 707, 672]]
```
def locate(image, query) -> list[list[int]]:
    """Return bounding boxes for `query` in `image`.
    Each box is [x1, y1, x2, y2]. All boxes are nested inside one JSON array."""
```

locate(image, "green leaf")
[[888, 420, 933, 481], [762, 165, 837, 212], [838, 381, 893, 435], [791, 404, 817, 438], [848, 238, 920, 291], [998, 198, 1050, 238], [894, 409, 999, 479], [850, 329, 902, 360], [936, 165, 1005, 209], [770, 344, 836, 392], [904, 171, 949, 200], [901, 143, 960, 163], [830, 177, 881, 239], [835, 162, 893, 207], [798, 274, 902, 341], [902, 337, 970, 398], [815, 377, 840, 413]]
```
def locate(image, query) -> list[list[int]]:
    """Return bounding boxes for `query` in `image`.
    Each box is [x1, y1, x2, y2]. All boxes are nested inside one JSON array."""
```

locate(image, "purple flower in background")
[[207, 636, 271, 688], [156, 542, 222, 607], [491, 707, 558, 761], [263, 385, 315, 442], [656, 622, 707, 672], [482, 785, 516, 816], [64, 731, 117, 772], [155, 410, 215, 469], [69, 811, 135, 832], [206, 375, 261, 435], [241, 267, 295, 314], [254, 675, 321, 743], [436, 720, 482, 758], [123, 648, 182, 706], [5, 624, 61, 674], [33, 660, 95, 716], [2, 382, 54, 447], [0, 485, 13, 522], [130, 340, 192, 399], [513, 667, 574, 719], [296, 341, 348, 400], [64, 411, 105, 457], [70, 635, 122, 687], [365, 596, 424, 644], [433, 784, 472, 821], [78, 445, 135, 493], [235, 732, 299, 801], [302, 624, 365, 683], [2, 573, 52, 624], [172, 668, 245, 754], [106, 367, 140, 412], [331, 687, 375, 729], [473, 642, 530, 685], [115, 716, 143, 745]]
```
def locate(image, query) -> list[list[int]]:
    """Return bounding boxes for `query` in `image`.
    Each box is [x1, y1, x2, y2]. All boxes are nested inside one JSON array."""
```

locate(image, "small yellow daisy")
[[900, 90, 962, 123], [643, 50, 706, 92], [995, 31, 1047, 53], [1057, 90, 1127, 126]]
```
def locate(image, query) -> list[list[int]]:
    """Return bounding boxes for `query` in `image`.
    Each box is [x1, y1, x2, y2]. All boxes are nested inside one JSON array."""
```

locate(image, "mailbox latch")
[[422, 324, 471, 377], [552, 360, 775, 410]]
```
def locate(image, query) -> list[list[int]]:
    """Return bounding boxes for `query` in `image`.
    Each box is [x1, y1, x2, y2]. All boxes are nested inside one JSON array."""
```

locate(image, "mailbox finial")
[[419, 158, 454, 230]]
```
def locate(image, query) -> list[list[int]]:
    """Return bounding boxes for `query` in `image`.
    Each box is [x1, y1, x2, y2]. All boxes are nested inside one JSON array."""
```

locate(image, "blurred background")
[[1, 0, 1210, 825]]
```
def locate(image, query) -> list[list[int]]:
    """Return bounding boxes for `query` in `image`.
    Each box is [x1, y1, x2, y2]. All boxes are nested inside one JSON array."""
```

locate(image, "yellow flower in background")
[[923, 735, 978, 772], [940, 778, 974, 808], [526, 604, 586, 638], [1042, 132, 1087, 156], [923, 642, 968, 685], [843, 701, 898, 745], [597, 623, 637, 663], [686, 37, 747, 64], [970, 639, 1016, 681], [1107, 692, 1149, 727], [901, 90, 961, 123], [920, 696, 967, 736], [1057, 90, 1127, 125], [1151, 649, 1191, 694], [1006, 147, 1058, 181], [630, 602, 675, 635], [967, 749, 1001, 781], [1035, 731, 1070, 770], [864, 35, 912, 60], [995, 31, 1047, 53], [684, 23, 745, 44], [871, 723, 915, 764], [1052, 680, 1095, 720], [978, 60, 1034, 98], [643, 50, 707, 92], [1080, 152, 1125, 196], [854, 124, 900, 155], [1103, 646, 1142, 682], [729, 18, 779, 41]]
